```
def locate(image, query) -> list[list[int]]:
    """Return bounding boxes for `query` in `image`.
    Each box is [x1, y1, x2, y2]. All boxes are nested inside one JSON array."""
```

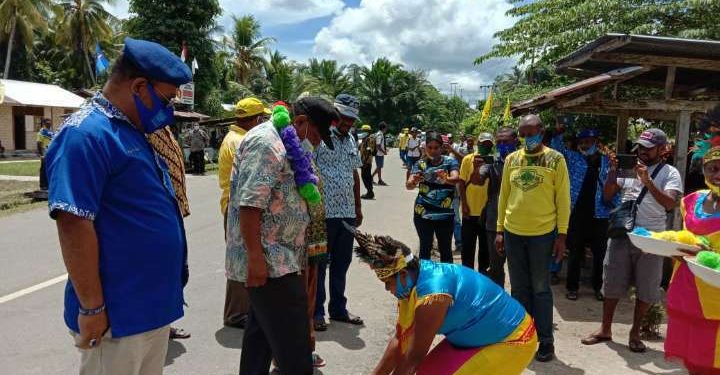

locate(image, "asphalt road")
[[0, 153, 687, 375]]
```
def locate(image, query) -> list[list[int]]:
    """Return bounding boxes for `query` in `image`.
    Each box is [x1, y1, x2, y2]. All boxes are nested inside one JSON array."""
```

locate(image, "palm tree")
[[229, 15, 274, 86], [55, 0, 116, 86], [304, 58, 350, 98], [0, 0, 50, 79]]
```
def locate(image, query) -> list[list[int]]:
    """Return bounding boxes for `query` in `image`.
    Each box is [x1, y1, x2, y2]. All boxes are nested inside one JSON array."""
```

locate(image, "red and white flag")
[[180, 41, 188, 62]]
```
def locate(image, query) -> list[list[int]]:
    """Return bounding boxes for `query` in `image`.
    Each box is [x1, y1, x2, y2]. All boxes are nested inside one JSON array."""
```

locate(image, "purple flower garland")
[[280, 125, 318, 186]]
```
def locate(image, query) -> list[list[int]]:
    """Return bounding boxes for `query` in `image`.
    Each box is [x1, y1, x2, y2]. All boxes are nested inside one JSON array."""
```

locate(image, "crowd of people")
[[42, 37, 720, 375]]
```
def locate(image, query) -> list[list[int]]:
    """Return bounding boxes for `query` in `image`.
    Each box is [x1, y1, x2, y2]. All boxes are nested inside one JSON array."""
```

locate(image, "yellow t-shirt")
[[459, 153, 489, 217], [218, 125, 247, 214], [497, 147, 570, 236], [398, 133, 409, 150]]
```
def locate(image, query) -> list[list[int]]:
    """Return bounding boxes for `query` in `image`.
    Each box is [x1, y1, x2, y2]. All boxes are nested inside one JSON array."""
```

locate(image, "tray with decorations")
[[628, 228, 703, 257], [686, 251, 720, 288]]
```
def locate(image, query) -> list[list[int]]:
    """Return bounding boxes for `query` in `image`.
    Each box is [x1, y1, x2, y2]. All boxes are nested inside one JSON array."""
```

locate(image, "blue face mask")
[[133, 83, 175, 134], [394, 272, 415, 299], [523, 133, 543, 151], [497, 143, 516, 159], [582, 143, 598, 156]]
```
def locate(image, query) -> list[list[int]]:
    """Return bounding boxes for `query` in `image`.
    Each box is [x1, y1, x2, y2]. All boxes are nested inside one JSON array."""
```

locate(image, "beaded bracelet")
[[79, 304, 106, 316]]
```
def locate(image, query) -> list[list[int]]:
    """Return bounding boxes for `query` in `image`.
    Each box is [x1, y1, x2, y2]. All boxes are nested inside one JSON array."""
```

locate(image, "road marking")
[[0, 274, 68, 304]]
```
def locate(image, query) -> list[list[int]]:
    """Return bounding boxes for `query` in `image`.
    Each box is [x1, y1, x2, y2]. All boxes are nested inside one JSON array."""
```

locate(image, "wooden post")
[[616, 113, 629, 153], [665, 66, 677, 99], [673, 111, 691, 229]]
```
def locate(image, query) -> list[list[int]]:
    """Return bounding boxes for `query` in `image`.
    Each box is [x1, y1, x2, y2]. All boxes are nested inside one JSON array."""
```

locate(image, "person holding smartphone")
[[582, 128, 683, 354], [406, 131, 460, 263], [458, 133, 494, 273]]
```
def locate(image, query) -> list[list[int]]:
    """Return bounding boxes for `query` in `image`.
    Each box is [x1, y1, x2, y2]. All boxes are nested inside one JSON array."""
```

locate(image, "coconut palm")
[[303, 58, 350, 98], [229, 15, 274, 86], [0, 0, 50, 79], [55, 0, 116, 86]]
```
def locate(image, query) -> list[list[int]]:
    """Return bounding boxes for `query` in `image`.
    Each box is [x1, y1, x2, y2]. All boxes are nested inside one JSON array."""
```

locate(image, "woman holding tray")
[[666, 126, 720, 374]]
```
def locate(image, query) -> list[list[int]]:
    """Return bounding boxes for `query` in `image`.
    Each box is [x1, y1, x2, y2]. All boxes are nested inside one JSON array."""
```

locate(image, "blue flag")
[[95, 43, 110, 76]]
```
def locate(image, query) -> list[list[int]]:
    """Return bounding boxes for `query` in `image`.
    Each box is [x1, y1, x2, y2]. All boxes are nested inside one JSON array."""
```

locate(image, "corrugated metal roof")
[[511, 66, 649, 115], [555, 34, 720, 89], [0, 79, 86, 108]]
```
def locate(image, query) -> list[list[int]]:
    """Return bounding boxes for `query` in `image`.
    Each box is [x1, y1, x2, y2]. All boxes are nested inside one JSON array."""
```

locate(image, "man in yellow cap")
[[218, 97, 270, 328], [398, 127, 410, 168]]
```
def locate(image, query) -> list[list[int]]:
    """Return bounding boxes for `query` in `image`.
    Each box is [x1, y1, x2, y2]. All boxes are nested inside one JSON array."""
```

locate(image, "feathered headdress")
[[693, 107, 720, 164], [344, 222, 415, 280]]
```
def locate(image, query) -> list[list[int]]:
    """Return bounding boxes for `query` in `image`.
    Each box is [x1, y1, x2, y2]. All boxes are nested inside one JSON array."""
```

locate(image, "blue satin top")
[[415, 260, 527, 347]]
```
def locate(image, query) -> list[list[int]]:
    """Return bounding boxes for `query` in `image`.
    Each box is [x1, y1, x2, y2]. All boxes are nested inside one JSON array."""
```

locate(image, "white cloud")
[[108, 0, 344, 27], [313, 0, 516, 103], [221, 0, 345, 26]]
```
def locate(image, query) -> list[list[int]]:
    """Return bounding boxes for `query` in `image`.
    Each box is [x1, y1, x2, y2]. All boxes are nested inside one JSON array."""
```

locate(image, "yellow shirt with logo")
[[497, 147, 570, 236], [219, 125, 247, 214], [459, 153, 489, 217], [398, 133, 409, 150]]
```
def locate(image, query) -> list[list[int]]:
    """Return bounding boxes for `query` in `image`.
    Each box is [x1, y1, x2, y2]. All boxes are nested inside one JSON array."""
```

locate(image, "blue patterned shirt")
[[314, 129, 362, 219], [226, 121, 310, 282], [550, 135, 617, 218], [47, 93, 185, 338]]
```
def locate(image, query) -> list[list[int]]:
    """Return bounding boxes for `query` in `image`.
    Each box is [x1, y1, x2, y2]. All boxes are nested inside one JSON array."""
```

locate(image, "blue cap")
[[577, 128, 599, 139], [122, 38, 192, 86], [334, 93, 360, 120]]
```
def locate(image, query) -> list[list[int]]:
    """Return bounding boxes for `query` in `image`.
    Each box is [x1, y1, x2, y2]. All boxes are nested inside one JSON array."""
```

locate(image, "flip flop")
[[629, 339, 647, 353], [169, 327, 191, 340], [581, 333, 612, 345], [330, 313, 364, 325]]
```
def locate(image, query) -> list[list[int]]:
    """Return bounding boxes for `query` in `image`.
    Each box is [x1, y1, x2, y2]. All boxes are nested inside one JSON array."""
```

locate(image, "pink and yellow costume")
[[666, 190, 720, 374]]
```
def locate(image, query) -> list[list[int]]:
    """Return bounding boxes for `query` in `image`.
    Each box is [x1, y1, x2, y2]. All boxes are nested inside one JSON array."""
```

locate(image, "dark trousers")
[[224, 279, 249, 325], [190, 150, 205, 174], [39, 156, 48, 190], [361, 164, 373, 196], [399, 150, 408, 165], [239, 273, 312, 375], [486, 230, 506, 287], [414, 216, 454, 263], [315, 218, 356, 320], [505, 230, 556, 344], [566, 218, 608, 292], [461, 216, 488, 272]]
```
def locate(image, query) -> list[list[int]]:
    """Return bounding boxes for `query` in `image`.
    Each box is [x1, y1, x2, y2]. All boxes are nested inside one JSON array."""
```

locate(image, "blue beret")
[[122, 38, 192, 86]]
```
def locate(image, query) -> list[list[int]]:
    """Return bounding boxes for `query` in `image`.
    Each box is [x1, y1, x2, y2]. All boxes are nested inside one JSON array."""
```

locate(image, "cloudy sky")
[[108, 0, 516, 104]]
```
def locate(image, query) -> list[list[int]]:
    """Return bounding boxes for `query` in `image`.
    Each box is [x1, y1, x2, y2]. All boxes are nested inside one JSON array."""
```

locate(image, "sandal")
[[629, 339, 647, 353], [581, 333, 612, 345], [169, 327, 191, 340], [312, 352, 327, 368], [330, 313, 364, 325], [566, 291, 578, 301], [314, 319, 328, 331]]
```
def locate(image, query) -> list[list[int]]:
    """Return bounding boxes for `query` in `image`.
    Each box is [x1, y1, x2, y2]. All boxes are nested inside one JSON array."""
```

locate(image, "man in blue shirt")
[[551, 117, 616, 302], [46, 38, 191, 375], [313, 93, 365, 330]]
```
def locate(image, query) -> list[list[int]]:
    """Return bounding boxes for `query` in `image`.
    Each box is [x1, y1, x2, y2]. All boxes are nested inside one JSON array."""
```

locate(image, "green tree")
[[0, 0, 49, 79], [55, 0, 116, 86], [229, 15, 274, 86], [476, 0, 720, 67], [126, 0, 222, 113], [303, 58, 350, 98]]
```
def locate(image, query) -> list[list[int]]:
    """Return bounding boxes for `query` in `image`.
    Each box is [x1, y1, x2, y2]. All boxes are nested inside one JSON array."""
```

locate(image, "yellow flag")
[[480, 90, 494, 125], [503, 98, 512, 124]]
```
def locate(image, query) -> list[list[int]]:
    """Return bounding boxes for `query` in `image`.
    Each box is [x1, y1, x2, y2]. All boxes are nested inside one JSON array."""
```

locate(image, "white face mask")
[[302, 138, 314, 152]]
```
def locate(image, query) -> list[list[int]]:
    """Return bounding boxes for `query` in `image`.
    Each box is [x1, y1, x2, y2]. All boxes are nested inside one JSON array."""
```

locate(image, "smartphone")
[[482, 155, 495, 164], [617, 154, 637, 178]]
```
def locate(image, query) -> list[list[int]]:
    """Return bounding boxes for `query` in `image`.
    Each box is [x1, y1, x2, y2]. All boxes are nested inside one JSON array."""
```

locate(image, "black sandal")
[[566, 291, 578, 301], [314, 319, 328, 331], [330, 313, 364, 325], [169, 327, 191, 339]]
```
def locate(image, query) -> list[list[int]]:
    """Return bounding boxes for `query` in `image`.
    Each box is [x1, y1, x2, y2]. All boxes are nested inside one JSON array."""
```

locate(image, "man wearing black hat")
[[583, 128, 683, 353], [36, 118, 54, 191], [552, 117, 615, 302], [313, 93, 365, 332], [46, 38, 192, 374], [227, 96, 337, 375]]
